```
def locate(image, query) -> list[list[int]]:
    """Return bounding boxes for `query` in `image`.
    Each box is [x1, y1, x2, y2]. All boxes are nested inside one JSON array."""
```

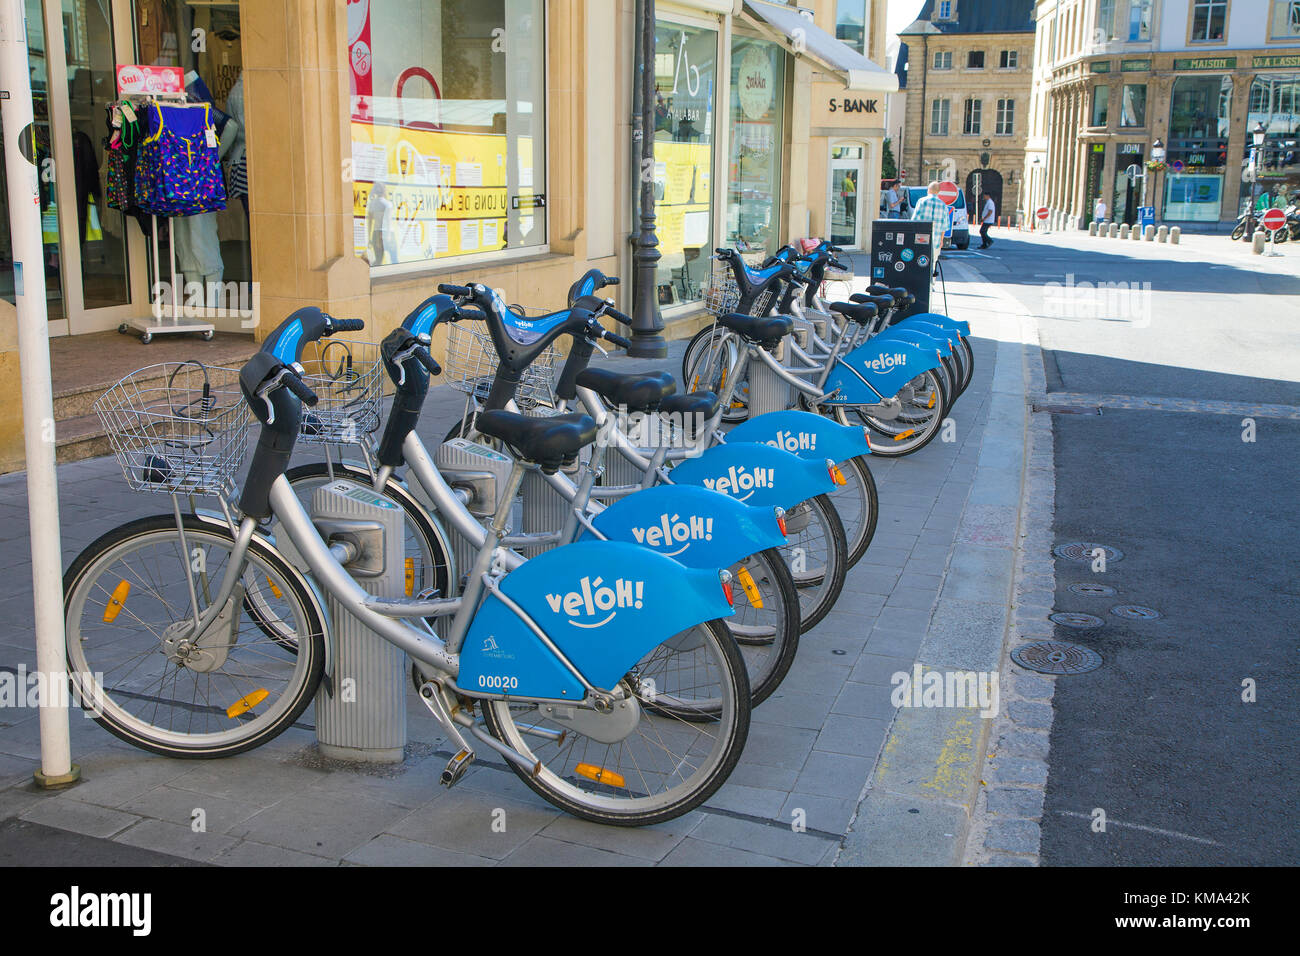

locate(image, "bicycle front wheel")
[[838, 369, 947, 457], [480, 618, 750, 826], [778, 493, 848, 631], [828, 454, 879, 568], [64, 515, 326, 758]]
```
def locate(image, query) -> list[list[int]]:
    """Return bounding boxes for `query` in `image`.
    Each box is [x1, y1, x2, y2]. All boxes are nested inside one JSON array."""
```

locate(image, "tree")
[[882, 138, 897, 178]]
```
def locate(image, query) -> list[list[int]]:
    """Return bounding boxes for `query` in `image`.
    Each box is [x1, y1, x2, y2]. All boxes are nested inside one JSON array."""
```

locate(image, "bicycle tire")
[[836, 368, 947, 458], [63, 515, 326, 758], [779, 492, 848, 632], [830, 454, 879, 568]]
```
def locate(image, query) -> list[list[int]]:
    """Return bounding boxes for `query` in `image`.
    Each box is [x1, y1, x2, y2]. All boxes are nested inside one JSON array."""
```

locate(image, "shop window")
[[931, 98, 950, 136], [963, 98, 982, 134], [1168, 75, 1231, 166], [1120, 84, 1146, 127], [1190, 0, 1227, 42], [1164, 173, 1222, 221], [1092, 85, 1110, 126], [1245, 74, 1300, 189], [967, 51, 985, 69], [996, 99, 1015, 135], [350, 0, 547, 270], [650, 20, 717, 309], [726, 36, 786, 256]]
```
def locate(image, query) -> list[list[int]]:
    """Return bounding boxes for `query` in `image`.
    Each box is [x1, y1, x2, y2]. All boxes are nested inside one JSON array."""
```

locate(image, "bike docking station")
[[309, 480, 409, 763], [870, 219, 935, 318]]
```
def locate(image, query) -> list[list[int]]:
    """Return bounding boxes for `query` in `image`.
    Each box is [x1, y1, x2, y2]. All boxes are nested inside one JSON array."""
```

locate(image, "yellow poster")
[[654, 139, 711, 254]]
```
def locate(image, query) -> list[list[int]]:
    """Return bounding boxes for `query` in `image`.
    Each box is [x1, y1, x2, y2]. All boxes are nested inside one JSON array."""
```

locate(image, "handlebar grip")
[[603, 276, 620, 286], [605, 307, 633, 327], [714, 248, 733, 257], [284, 371, 319, 407], [329, 318, 365, 334], [603, 330, 632, 350], [415, 346, 441, 377], [437, 283, 473, 297]]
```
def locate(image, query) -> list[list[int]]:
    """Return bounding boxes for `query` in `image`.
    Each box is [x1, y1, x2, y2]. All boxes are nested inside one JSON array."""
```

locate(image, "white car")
[[908, 186, 970, 250]]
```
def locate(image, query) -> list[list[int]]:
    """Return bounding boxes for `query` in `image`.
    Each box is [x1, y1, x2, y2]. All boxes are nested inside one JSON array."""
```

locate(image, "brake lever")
[[390, 333, 433, 387], [255, 364, 304, 425]]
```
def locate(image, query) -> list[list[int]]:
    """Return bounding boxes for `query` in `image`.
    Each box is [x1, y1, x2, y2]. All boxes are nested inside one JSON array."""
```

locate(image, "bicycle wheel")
[[777, 493, 848, 632], [725, 547, 800, 706], [837, 369, 946, 458], [683, 331, 748, 422], [828, 454, 879, 568], [63, 515, 326, 758], [956, 335, 975, 395], [1230, 221, 1246, 241], [480, 618, 749, 826]]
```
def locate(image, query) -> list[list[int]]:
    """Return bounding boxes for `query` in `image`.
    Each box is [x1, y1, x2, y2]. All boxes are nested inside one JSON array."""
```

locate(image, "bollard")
[[1144, 225, 1155, 241], [1119, 224, 1130, 239], [1131, 224, 1142, 240], [1252, 231, 1266, 254], [1170, 226, 1180, 244], [312, 480, 408, 763], [1157, 225, 1168, 243], [1108, 222, 1119, 238], [1089, 221, 1098, 236]]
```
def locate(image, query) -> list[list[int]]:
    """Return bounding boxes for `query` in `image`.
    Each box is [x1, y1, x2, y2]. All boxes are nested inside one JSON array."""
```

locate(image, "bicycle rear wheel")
[[828, 454, 879, 568], [480, 618, 749, 826], [778, 493, 848, 631], [63, 515, 326, 758]]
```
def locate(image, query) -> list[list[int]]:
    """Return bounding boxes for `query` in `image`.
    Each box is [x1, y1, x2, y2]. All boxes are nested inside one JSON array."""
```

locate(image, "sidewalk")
[[0, 270, 1028, 867]]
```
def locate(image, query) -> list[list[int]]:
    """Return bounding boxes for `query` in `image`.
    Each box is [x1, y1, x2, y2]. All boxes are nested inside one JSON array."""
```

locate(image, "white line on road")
[[1053, 810, 1224, 846]]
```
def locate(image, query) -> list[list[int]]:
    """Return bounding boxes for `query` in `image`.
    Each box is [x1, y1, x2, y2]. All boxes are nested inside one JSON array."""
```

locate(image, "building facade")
[[0, 0, 896, 471], [1027, 0, 1300, 229], [897, 0, 1037, 220]]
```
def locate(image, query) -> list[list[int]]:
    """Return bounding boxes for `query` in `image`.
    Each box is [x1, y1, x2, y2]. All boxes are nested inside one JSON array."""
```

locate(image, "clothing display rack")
[[115, 89, 216, 344]]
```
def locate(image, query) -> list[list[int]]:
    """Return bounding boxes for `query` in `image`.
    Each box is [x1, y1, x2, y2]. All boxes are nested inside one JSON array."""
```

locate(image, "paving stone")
[[984, 819, 1041, 855], [813, 715, 891, 759], [228, 789, 415, 859], [689, 812, 834, 865], [795, 751, 874, 800], [985, 787, 1046, 820], [213, 840, 336, 867], [738, 722, 817, 772], [704, 783, 789, 820], [113, 818, 239, 862], [1008, 700, 1054, 730], [1010, 674, 1055, 701], [831, 681, 899, 722], [344, 833, 496, 867], [981, 851, 1036, 866], [659, 836, 797, 867], [537, 810, 703, 862], [987, 757, 1048, 787], [996, 730, 1050, 760], [20, 797, 142, 839], [500, 835, 648, 867], [384, 790, 559, 861], [779, 792, 858, 837]]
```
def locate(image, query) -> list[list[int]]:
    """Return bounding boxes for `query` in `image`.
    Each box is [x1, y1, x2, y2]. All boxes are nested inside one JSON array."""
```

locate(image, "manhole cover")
[[1053, 542, 1124, 563], [1111, 604, 1161, 621], [1050, 612, 1105, 629], [1068, 583, 1116, 597], [1012, 641, 1103, 675]]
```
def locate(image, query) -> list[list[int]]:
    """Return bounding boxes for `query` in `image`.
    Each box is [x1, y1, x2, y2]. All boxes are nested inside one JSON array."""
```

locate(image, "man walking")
[[884, 180, 901, 218], [979, 191, 996, 249], [1093, 196, 1108, 225], [912, 181, 951, 262]]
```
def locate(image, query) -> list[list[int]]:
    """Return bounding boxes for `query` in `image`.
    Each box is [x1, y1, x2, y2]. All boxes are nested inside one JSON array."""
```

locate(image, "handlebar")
[[260, 306, 365, 367]]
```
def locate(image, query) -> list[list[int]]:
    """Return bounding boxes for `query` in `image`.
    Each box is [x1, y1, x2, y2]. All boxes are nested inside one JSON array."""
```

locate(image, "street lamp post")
[[1247, 121, 1266, 240], [629, 0, 667, 358], [1149, 138, 1165, 220]]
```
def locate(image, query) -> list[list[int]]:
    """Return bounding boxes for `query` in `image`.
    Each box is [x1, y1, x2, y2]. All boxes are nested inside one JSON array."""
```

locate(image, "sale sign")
[[115, 65, 184, 97], [347, 0, 374, 123]]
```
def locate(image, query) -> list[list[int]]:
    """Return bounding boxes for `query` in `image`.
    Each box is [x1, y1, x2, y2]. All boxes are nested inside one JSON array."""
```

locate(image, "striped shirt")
[[911, 194, 950, 253]]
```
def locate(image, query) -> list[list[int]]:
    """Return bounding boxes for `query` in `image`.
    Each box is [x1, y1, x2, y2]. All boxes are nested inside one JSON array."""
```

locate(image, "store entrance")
[[828, 143, 866, 248]]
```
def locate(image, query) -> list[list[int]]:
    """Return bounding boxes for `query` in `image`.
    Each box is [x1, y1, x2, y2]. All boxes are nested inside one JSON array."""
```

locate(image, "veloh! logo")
[[862, 352, 907, 373], [1043, 272, 1152, 327], [765, 430, 817, 453], [702, 465, 775, 501], [630, 514, 714, 556], [545, 576, 645, 628], [50, 887, 151, 936], [890, 664, 999, 718]]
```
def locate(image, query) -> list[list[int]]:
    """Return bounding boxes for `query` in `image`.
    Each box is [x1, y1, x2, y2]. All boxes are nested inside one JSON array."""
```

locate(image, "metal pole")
[[0, 0, 79, 789], [629, 0, 666, 358]]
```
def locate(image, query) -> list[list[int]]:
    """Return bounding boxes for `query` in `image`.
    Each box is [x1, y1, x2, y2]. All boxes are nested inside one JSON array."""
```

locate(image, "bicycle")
[[65, 308, 752, 827]]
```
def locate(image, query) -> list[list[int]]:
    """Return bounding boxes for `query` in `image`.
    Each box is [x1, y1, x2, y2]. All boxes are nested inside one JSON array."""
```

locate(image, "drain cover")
[[1012, 641, 1103, 675], [1068, 583, 1116, 597], [1111, 604, 1161, 621], [1050, 611, 1105, 629], [1053, 542, 1124, 563]]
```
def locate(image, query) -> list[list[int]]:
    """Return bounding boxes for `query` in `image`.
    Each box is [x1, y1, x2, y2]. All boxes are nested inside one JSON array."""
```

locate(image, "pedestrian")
[[884, 180, 901, 219], [912, 182, 951, 262], [979, 191, 996, 248], [1093, 196, 1108, 224]]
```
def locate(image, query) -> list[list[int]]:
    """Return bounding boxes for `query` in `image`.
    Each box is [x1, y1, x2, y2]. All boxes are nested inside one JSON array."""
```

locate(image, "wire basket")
[[703, 260, 773, 317], [443, 321, 559, 410], [95, 362, 251, 496], [296, 340, 384, 444]]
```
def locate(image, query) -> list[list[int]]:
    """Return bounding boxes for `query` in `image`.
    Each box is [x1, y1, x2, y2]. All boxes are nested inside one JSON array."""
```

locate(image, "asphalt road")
[[957, 230, 1300, 865]]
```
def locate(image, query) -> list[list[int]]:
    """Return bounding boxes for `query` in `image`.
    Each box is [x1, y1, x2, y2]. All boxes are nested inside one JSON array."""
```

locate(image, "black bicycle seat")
[[830, 302, 878, 323], [718, 312, 794, 344], [850, 293, 895, 311], [475, 410, 598, 474], [660, 390, 720, 421], [575, 368, 676, 412]]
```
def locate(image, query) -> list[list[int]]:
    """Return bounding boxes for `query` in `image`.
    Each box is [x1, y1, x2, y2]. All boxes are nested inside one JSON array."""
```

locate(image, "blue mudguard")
[[906, 311, 971, 337], [668, 441, 837, 509], [822, 334, 944, 406], [586, 484, 786, 567], [460, 541, 734, 700], [885, 326, 953, 357], [897, 318, 963, 350], [724, 409, 871, 462]]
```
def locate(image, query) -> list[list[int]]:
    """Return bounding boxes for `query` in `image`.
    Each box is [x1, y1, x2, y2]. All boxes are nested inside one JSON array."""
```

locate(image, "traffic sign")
[[1261, 207, 1287, 232], [937, 181, 961, 206], [1036, 206, 1050, 221]]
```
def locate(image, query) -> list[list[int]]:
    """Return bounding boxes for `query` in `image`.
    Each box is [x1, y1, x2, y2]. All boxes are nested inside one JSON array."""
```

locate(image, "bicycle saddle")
[[475, 410, 598, 474], [718, 312, 794, 345], [575, 368, 676, 412], [659, 391, 720, 438], [829, 302, 878, 323], [850, 293, 895, 312], [866, 285, 914, 305]]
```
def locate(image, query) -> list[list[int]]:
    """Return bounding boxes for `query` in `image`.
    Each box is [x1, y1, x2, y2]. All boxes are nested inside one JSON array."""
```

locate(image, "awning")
[[741, 0, 899, 93]]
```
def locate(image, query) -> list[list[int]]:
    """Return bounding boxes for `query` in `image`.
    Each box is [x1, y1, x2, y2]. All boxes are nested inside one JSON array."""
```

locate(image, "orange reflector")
[[927, 392, 936, 409], [405, 558, 415, 597], [893, 429, 916, 442], [776, 514, 788, 537], [730, 401, 746, 409], [226, 688, 269, 719], [102, 580, 131, 623], [574, 763, 626, 788], [736, 567, 763, 608], [829, 464, 847, 486], [267, 577, 283, 600]]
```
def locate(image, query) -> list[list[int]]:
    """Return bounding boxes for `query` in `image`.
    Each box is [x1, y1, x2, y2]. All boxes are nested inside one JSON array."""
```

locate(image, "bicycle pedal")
[[441, 748, 475, 788]]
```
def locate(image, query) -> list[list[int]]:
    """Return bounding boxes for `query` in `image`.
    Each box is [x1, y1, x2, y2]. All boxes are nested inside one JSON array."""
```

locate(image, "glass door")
[[828, 143, 865, 248]]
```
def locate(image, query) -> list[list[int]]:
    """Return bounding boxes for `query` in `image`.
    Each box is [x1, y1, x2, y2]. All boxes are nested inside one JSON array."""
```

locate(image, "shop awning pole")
[[0, 0, 79, 789]]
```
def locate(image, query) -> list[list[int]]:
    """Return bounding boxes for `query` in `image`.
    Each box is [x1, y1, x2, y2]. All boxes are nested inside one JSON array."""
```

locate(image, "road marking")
[[1052, 810, 1224, 846], [1031, 392, 1300, 421]]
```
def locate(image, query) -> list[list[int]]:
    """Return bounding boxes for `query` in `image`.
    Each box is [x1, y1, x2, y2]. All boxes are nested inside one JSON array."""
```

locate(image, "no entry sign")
[[1261, 208, 1287, 232], [1036, 206, 1050, 221], [937, 181, 961, 206]]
